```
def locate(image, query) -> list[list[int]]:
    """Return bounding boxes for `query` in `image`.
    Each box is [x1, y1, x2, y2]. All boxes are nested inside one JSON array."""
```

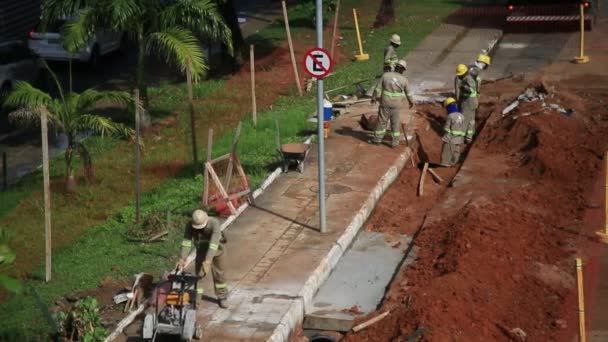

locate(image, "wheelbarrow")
[[279, 143, 311, 173]]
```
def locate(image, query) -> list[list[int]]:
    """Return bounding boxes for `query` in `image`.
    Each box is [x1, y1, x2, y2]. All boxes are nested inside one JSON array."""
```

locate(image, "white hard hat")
[[390, 34, 401, 45], [396, 59, 407, 70], [192, 209, 209, 229]]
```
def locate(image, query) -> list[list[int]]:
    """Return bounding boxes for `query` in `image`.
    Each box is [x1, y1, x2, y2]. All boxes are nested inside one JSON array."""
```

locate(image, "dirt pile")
[[345, 80, 608, 342]]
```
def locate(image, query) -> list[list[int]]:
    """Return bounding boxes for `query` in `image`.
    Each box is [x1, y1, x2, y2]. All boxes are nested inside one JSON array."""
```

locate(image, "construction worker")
[[179, 209, 228, 308], [469, 53, 491, 97], [440, 98, 466, 167], [370, 59, 415, 148], [454, 64, 477, 143], [384, 34, 401, 71]]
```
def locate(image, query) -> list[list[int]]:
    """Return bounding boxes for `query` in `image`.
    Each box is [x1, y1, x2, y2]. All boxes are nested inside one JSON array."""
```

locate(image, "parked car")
[[28, 17, 126, 67], [0, 41, 45, 99]]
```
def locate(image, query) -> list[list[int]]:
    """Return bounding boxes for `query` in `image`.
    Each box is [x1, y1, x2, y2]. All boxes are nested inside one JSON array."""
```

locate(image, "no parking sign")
[[303, 48, 334, 79]]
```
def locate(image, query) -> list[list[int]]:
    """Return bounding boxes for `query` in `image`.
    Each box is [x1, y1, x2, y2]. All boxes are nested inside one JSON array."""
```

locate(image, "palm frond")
[[7, 108, 42, 128], [160, 0, 233, 55], [147, 28, 208, 81], [76, 114, 134, 139], [76, 89, 133, 113], [2, 81, 52, 109], [62, 8, 96, 53], [106, 0, 143, 31]]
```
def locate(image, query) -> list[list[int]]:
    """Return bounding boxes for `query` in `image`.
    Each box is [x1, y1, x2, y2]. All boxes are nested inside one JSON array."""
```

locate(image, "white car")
[[0, 41, 45, 98], [28, 17, 126, 67]]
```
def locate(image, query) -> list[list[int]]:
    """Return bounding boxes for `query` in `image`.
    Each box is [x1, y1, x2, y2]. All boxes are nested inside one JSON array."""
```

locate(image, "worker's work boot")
[[391, 139, 400, 148], [368, 138, 381, 145], [218, 299, 228, 309]]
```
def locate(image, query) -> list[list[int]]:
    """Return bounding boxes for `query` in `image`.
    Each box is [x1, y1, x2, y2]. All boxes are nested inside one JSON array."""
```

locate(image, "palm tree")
[[3, 78, 134, 191], [43, 0, 233, 118]]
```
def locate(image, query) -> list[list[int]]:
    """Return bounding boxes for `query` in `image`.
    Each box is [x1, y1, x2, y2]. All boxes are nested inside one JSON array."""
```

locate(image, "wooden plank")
[[250, 44, 257, 126], [330, 0, 341, 59], [352, 311, 390, 333], [427, 168, 444, 184], [207, 161, 237, 215], [281, 0, 303, 96], [41, 108, 52, 282], [418, 162, 429, 197]]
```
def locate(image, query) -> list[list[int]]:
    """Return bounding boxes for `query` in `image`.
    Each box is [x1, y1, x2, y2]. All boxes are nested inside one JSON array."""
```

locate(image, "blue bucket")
[[323, 100, 333, 121]]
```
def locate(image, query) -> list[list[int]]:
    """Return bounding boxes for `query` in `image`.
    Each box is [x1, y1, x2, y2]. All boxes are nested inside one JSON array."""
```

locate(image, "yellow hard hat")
[[444, 97, 457, 107], [456, 64, 468, 76], [477, 54, 491, 65]]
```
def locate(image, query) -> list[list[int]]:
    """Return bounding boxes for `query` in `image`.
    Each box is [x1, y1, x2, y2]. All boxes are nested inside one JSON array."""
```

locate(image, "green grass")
[[0, 0, 458, 339]]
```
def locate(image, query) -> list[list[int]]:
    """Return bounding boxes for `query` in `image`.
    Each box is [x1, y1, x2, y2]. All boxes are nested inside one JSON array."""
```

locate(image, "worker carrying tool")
[[384, 34, 401, 71], [454, 64, 477, 143], [468, 53, 491, 96], [179, 209, 228, 309], [440, 98, 466, 167], [370, 59, 415, 148]]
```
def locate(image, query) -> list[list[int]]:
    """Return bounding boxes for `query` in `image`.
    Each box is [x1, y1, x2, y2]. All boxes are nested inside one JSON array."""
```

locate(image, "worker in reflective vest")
[[454, 64, 477, 143], [440, 98, 467, 167], [179, 209, 228, 308], [384, 34, 401, 71], [371, 59, 415, 148]]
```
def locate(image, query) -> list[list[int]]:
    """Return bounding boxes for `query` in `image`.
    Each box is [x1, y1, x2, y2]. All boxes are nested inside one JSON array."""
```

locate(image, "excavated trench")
[[341, 78, 608, 342]]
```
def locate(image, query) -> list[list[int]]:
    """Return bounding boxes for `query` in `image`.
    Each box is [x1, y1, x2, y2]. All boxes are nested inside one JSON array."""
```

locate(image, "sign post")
[[303, 4, 333, 233]]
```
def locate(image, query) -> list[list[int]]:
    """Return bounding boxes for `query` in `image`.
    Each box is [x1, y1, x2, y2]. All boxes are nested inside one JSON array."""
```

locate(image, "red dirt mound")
[[345, 80, 608, 342]]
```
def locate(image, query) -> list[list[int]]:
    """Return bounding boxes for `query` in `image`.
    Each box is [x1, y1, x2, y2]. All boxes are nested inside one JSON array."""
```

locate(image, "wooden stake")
[[134, 89, 141, 225], [186, 64, 199, 173], [250, 44, 257, 126], [281, 1, 303, 96], [224, 122, 242, 190], [203, 128, 213, 206], [418, 162, 429, 197], [41, 109, 52, 282], [352, 311, 390, 332], [330, 0, 341, 59], [576, 258, 587, 342]]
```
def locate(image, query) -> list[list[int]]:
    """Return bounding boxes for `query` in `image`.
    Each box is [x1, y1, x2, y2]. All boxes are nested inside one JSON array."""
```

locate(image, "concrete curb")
[[107, 136, 313, 341], [266, 149, 411, 342]]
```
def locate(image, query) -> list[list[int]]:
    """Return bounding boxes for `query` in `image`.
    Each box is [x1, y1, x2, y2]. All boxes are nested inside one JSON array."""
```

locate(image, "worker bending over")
[[371, 59, 415, 148], [179, 210, 228, 308], [454, 64, 477, 143], [440, 98, 466, 167]]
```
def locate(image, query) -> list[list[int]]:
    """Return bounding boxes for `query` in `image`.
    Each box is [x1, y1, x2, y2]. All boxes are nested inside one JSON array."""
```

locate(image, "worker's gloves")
[[465, 137, 473, 144], [370, 98, 377, 105], [177, 258, 187, 270], [203, 261, 212, 275]]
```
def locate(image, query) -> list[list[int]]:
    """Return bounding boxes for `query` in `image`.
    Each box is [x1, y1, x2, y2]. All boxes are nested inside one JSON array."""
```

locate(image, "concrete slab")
[[303, 232, 412, 332]]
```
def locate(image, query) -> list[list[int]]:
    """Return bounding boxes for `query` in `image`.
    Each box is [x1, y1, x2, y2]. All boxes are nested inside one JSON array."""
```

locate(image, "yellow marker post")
[[573, 3, 590, 64], [596, 151, 608, 243], [352, 9, 369, 61], [576, 258, 587, 342]]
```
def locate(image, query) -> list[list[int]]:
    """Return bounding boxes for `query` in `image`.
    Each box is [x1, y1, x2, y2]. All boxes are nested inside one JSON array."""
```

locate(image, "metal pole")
[[316, 0, 327, 233]]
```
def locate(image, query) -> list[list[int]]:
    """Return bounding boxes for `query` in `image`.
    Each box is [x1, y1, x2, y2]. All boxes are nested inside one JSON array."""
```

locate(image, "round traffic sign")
[[303, 48, 334, 79]]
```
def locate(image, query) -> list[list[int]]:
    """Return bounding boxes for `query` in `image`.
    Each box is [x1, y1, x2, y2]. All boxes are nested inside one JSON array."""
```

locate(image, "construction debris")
[[351, 310, 391, 333], [501, 84, 574, 120], [418, 162, 429, 196]]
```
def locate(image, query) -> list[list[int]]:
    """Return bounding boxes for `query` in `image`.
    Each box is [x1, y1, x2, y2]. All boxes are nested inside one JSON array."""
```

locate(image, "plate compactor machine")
[[142, 271, 203, 341]]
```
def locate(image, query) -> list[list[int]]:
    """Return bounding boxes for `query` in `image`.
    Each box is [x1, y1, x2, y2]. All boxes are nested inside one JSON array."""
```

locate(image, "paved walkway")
[[116, 7, 504, 341]]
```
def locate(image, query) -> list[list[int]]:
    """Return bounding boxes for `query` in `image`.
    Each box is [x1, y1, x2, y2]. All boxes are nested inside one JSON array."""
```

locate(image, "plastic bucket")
[[323, 99, 333, 121]]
